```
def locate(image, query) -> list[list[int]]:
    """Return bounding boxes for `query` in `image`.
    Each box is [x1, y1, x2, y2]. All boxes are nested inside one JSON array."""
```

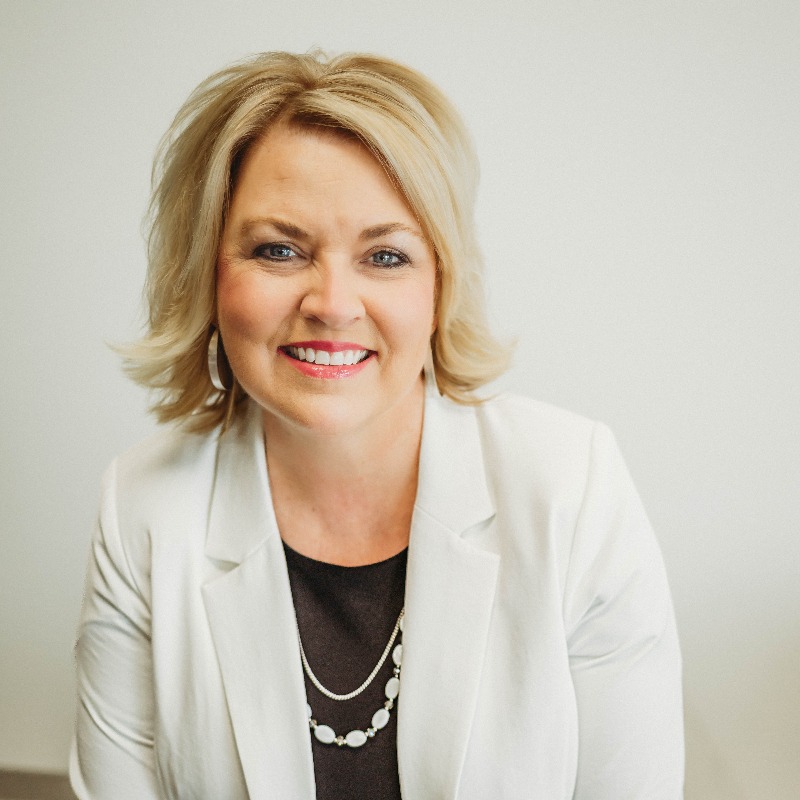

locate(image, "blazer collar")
[[415, 377, 495, 531], [205, 400, 276, 564], [205, 382, 496, 565]]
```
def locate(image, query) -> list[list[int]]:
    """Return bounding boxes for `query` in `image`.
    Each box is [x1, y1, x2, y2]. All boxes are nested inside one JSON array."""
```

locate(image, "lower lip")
[[280, 350, 374, 379]]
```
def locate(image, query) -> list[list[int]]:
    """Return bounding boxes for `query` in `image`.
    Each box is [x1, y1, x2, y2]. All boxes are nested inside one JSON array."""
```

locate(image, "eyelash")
[[368, 249, 409, 268], [252, 243, 410, 268], [253, 243, 297, 261]]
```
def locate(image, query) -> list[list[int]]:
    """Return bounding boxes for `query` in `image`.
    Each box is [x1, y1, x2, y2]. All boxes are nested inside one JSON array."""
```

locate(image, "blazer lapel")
[[202, 404, 315, 800], [398, 387, 500, 799]]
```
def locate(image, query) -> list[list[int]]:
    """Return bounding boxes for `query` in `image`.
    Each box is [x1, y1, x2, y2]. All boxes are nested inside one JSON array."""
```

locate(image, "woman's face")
[[216, 122, 437, 439]]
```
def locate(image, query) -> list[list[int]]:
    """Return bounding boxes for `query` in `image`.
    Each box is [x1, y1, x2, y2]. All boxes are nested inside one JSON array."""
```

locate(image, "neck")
[[263, 380, 426, 565]]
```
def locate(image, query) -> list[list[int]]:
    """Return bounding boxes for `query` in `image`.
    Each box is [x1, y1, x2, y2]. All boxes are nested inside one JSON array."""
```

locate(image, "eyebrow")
[[237, 217, 426, 243], [359, 222, 427, 243], [238, 218, 309, 240]]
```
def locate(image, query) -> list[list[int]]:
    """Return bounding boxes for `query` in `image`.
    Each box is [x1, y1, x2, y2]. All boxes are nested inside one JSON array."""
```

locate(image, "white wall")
[[1, 1, 797, 796]]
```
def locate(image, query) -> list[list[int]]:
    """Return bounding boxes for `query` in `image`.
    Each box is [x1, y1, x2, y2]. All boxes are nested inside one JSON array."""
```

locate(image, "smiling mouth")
[[282, 346, 372, 366]]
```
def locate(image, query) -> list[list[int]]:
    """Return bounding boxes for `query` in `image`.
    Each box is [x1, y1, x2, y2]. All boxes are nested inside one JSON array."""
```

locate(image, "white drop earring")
[[423, 343, 439, 395], [207, 327, 232, 391]]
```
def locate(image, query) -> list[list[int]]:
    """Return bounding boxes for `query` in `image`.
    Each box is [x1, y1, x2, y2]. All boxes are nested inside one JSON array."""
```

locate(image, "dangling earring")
[[423, 340, 439, 395], [207, 327, 232, 391]]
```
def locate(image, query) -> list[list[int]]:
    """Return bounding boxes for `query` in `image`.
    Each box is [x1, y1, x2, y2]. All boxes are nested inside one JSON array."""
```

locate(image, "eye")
[[369, 249, 409, 268], [253, 243, 297, 261]]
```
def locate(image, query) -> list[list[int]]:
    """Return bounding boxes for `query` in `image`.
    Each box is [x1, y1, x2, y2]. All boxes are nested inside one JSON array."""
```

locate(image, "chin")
[[260, 395, 373, 438]]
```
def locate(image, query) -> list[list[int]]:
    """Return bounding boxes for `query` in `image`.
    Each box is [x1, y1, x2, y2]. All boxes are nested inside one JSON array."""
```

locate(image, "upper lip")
[[283, 340, 371, 352]]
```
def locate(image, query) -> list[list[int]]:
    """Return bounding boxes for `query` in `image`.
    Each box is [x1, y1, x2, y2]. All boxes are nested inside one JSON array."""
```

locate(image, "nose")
[[299, 259, 365, 329]]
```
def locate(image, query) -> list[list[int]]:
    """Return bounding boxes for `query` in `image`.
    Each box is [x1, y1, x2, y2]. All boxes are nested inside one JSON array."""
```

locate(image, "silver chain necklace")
[[298, 608, 404, 748]]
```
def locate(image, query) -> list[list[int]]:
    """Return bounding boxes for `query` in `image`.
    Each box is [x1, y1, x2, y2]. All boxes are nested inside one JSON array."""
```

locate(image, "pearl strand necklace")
[[299, 609, 404, 748]]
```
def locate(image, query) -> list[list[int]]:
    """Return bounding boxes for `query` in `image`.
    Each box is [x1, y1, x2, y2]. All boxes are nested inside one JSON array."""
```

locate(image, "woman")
[[71, 51, 684, 799]]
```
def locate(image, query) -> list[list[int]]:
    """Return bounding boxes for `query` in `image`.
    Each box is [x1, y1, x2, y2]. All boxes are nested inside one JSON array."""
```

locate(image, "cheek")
[[217, 269, 281, 339], [390, 282, 437, 351]]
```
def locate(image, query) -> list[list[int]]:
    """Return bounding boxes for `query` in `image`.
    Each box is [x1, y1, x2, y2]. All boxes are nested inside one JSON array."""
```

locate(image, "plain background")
[[1, 1, 798, 797]]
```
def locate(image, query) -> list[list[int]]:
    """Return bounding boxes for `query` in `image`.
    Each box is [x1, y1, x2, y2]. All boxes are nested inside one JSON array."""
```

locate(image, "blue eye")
[[255, 243, 296, 261], [370, 250, 408, 268]]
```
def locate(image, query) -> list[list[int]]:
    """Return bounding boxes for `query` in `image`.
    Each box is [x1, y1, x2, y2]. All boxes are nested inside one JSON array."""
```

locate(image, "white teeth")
[[285, 346, 370, 364]]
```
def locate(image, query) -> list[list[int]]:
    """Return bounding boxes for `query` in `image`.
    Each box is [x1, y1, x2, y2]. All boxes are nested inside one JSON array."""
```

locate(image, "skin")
[[216, 121, 438, 565]]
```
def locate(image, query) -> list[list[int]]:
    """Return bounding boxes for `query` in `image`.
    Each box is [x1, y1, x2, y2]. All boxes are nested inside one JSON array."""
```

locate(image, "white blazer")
[[70, 385, 684, 799]]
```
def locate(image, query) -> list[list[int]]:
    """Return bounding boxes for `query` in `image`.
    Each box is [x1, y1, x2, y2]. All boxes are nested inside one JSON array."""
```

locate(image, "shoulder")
[[113, 421, 219, 494], [472, 392, 605, 493], [475, 391, 596, 445], [100, 421, 221, 540], [468, 393, 653, 564]]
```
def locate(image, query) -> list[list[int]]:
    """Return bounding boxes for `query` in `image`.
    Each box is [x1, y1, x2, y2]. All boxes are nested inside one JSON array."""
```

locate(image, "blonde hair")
[[124, 50, 512, 431]]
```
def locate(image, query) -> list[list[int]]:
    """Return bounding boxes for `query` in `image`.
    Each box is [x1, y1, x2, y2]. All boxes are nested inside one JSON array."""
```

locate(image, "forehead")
[[234, 123, 381, 195], [227, 121, 422, 234]]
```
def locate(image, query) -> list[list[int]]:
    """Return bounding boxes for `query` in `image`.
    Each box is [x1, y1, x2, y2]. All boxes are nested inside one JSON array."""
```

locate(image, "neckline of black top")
[[281, 539, 409, 572]]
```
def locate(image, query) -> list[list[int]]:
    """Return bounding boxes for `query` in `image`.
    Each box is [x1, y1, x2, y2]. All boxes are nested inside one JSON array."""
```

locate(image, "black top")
[[282, 541, 407, 800]]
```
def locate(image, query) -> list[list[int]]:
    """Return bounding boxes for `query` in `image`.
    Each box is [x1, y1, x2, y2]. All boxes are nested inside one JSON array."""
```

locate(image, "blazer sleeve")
[[70, 460, 160, 800], [563, 423, 684, 799]]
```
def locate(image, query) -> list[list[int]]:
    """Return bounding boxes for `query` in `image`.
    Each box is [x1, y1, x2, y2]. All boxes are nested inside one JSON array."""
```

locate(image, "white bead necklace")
[[299, 609, 404, 748]]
